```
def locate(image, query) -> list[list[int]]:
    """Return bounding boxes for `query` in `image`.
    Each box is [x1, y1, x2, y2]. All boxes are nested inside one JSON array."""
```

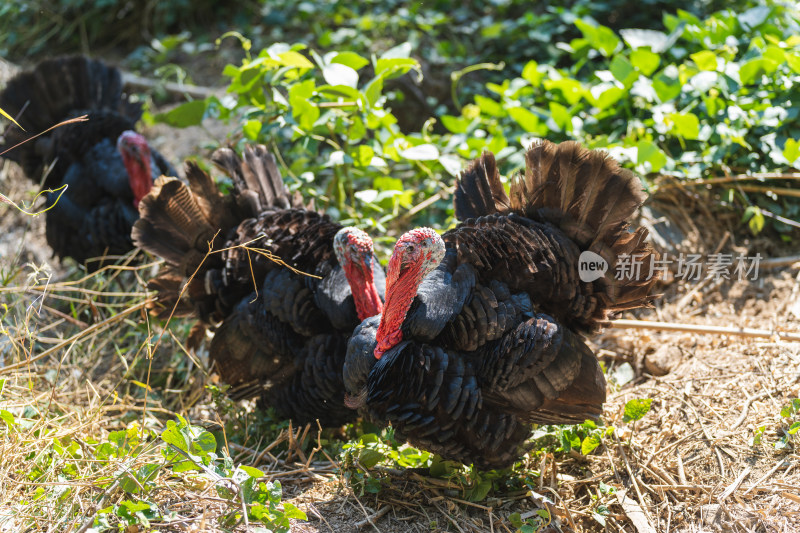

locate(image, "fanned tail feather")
[[454, 140, 658, 323], [211, 144, 307, 217], [134, 144, 297, 320], [512, 140, 658, 314], [453, 151, 510, 219], [0, 55, 139, 182]]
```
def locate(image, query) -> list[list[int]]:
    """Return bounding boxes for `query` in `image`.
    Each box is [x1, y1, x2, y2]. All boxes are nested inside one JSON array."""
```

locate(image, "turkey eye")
[[406, 245, 416, 254]]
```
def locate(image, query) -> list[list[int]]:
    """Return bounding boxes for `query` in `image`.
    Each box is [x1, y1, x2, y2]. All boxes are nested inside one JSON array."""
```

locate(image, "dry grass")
[[1, 225, 798, 532]]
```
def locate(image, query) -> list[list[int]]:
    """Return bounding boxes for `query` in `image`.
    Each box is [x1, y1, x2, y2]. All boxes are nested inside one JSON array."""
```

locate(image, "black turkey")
[[133, 144, 385, 427], [0, 55, 176, 266], [344, 140, 659, 469]]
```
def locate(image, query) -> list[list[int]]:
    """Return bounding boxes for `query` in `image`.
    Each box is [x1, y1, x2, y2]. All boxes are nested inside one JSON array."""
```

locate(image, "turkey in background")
[[0, 55, 176, 268], [133, 144, 385, 427], [344, 140, 660, 469]]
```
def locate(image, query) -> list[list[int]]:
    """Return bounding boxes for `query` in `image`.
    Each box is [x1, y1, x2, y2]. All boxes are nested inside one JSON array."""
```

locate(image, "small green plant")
[[508, 509, 551, 532], [341, 430, 512, 502], [749, 425, 767, 446], [776, 398, 800, 449], [530, 419, 614, 456], [622, 397, 653, 443]]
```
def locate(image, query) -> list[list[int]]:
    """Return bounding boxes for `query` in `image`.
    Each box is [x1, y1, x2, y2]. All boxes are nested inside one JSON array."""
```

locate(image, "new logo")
[[578, 251, 608, 282]]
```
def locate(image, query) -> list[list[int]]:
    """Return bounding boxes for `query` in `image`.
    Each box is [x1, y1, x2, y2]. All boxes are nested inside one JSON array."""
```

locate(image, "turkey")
[[133, 144, 385, 427], [344, 140, 659, 469], [0, 55, 176, 266]]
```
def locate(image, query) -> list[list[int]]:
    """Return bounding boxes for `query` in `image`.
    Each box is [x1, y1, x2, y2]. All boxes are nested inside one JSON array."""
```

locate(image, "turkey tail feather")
[[211, 144, 302, 217], [454, 151, 510, 220], [133, 176, 218, 270], [513, 139, 658, 317]]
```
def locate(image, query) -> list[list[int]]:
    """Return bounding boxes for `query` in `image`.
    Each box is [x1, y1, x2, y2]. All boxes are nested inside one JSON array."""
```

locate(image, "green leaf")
[[623, 398, 653, 423], [351, 145, 375, 167], [282, 502, 308, 520], [743, 206, 765, 235], [783, 139, 800, 164], [322, 63, 358, 88], [278, 50, 314, 69], [400, 144, 439, 161], [738, 5, 771, 31], [599, 481, 616, 494], [739, 58, 778, 85], [288, 80, 320, 130], [317, 84, 361, 100], [240, 465, 264, 478], [610, 56, 636, 87], [441, 115, 469, 133], [364, 77, 384, 107], [690, 50, 718, 71], [330, 52, 369, 71], [243, 119, 262, 141], [521, 60, 543, 86], [0, 410, 15, 429], [154, 100, 206, 127], [581, 433, 601, 455], [508, 107, 540, 133], [652, 67, 681, 102], [191, 430, 216, 456], [465, 478, 492, 501], [359, 449, 384, 469], [630, 49, 660, 76], [667, 112, 700, 140], [548, 102, 572, 132], [575, 19, 620, 57], [620, 28, 669, 52], [474, 95, 504, 117], [375, 58, 417, 80], [590, 85, 624, 110], [161, 421, 189, 452], [543, 78, 585, 105], [786, 51, 800, 74]]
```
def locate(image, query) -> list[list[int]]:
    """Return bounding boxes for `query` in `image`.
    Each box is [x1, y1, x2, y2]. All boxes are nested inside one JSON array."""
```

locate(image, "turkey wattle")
[[133, 144, 385, 427], [0, 55, 176, 266], [344, 140, 659, 469]]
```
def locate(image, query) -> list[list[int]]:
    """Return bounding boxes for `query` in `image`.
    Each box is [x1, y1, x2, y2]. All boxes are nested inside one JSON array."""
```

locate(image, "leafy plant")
[[530, 419, 614, 456], [623, 398, 653, 423], [508, 509, 551, 532], [157, 39, 465, 244], [450, 4, 800, 236], [776, 398, 800, 449]]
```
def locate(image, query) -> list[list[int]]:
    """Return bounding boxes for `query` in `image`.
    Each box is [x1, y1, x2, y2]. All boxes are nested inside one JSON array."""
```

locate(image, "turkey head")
[[117, 130, 153, 207], [334, 227, 384, 321]]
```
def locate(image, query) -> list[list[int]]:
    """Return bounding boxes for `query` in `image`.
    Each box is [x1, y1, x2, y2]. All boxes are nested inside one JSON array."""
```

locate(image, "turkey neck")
[[373, 255, 424, 359], [345, 259, 384, 321]]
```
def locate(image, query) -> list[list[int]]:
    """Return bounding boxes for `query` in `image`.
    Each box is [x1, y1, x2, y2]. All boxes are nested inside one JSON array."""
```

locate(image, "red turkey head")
[[117, 130, 153, 208], [374, 227, 445, 359], [334, 227, 384, 321]]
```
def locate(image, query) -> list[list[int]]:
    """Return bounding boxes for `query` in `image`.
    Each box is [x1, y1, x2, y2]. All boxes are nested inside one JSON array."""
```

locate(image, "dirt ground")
[[1, 59, 799, 533]]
